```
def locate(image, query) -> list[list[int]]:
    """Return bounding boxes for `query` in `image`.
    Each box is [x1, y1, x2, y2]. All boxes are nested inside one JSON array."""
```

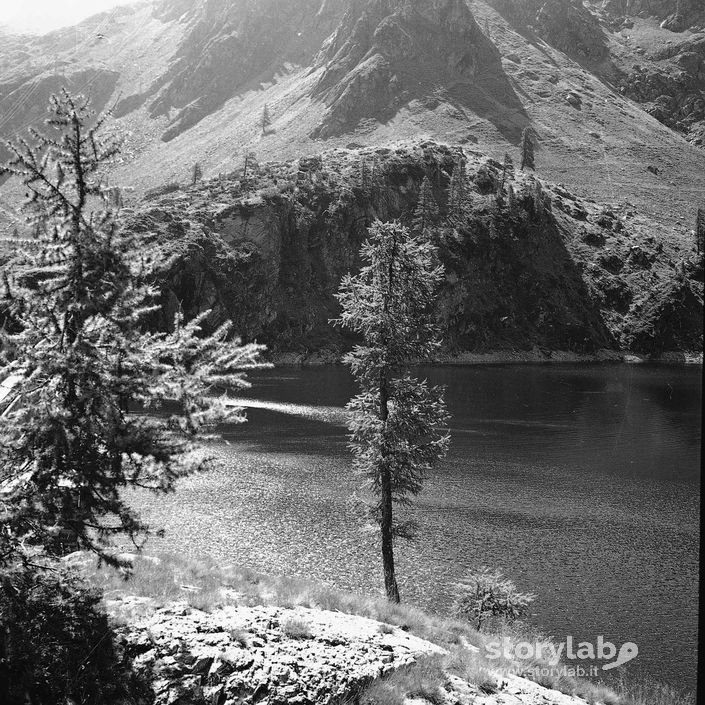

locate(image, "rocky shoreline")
[[268, 349, 703, 367], [110, 596, 591, 705]]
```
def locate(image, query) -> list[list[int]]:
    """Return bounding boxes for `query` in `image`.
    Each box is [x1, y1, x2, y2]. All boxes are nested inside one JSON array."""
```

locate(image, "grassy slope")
[[77, 551, 694, 705], [1, 0, 703, 243]]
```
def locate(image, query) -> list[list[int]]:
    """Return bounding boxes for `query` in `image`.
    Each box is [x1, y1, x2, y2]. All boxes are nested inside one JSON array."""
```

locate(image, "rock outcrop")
[[113, 597, 440, 705], [109, 594, 597, 705], [310, 0, 503, 138], [599, 0, 705, 31], [619, 35, 705, 146], [534, 0, 610, 62], [128, 142, 703, 358]]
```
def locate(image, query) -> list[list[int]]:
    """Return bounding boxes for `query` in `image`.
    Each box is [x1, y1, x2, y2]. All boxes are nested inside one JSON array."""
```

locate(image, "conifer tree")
[[499, 152, 514, 191], [696, 207, 704, 255], [0, 90, 264, 567], [192, 162, 203, 184], [261, 103, 272, 135], [507, 183, 517, 217], [531, 179, 545, 218], [412, 175, 439, 235], [446, 158, 467, 224], [358, 158, 369, 189], [520, 127, 536, 171], [242, 150, 258, 190], [334, 221, 450, 603]]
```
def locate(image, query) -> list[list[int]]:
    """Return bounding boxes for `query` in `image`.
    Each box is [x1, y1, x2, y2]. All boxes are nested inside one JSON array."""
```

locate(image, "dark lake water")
[[131, 364, 701, 691]]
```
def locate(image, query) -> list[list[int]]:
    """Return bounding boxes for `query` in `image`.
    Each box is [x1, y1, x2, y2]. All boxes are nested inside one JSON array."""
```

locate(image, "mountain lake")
[[129, 363, 701, 692]]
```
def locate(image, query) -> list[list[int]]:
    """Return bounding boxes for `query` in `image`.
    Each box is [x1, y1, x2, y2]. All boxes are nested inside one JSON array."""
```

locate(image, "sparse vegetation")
[[614, 673, 695, 705], [453, 567, 536, 631], [360, 654, 446, 705], [282, 616, 314, 640]]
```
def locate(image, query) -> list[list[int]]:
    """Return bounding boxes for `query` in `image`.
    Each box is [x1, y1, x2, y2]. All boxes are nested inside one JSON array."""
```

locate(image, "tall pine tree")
[[261, 103, 272, 135], [412, 175, 439, 236], [334, 221, 450, 602], [520, 127, 536, 171], [0, 90, 264, 567]]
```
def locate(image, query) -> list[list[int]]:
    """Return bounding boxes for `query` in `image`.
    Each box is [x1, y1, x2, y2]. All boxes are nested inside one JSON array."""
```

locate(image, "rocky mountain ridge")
[[0, 0, 703, 194], [0, 0, 703, 356], [129, 141, 702, 357]]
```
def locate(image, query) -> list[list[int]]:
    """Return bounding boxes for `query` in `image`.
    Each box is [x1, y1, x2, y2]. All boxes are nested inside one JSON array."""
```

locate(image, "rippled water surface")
[[131, 364, 701, 690]]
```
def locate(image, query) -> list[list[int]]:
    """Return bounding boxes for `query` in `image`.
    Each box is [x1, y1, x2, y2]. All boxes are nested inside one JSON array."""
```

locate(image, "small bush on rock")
[[453, 567, 536, 631], [283, 616, 313, 639]]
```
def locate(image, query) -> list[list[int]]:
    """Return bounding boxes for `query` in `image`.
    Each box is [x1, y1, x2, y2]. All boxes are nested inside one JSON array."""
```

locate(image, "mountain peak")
[[311, 0, 502, 137]]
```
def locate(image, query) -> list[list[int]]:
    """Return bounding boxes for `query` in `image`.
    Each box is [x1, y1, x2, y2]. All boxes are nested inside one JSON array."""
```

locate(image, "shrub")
[[282, 616, 313, 640], [453, 567, 536, 631], [0, 561, 133, 705], [614, 672, 695, 705], [444, 647, 498, 693], [360, 655, 446, 705]]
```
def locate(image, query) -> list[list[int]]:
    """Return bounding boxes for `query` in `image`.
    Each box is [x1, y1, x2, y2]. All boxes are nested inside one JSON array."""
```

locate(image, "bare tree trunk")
[[379, 372, 400, 603]]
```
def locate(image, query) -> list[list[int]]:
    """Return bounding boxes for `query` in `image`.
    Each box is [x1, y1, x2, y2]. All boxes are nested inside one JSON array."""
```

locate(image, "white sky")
[[0, 0, 141, 34]]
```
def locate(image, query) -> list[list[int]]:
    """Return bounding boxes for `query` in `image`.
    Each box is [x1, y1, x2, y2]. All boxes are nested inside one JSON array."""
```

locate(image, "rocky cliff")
[[310, 0, 502, 138], [128, 141, 703, 358], [484, 0, 705, 146]]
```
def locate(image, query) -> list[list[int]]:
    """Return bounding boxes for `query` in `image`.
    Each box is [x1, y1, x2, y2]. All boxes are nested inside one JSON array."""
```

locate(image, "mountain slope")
[[0, 0, 703, 217], [0, 0, 702, 355]]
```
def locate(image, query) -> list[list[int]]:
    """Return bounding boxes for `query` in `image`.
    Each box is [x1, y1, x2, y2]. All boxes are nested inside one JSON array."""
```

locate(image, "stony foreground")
[[109, 596, 592, 705]]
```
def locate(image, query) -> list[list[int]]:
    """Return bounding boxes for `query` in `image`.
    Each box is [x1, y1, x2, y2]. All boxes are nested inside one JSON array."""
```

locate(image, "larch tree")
[[334, 220, 450, 602], [242, 150, 258, 189], [412, 175, 439, 236], [446, 158, 466, 225], [520, 127, 536, 171], [499, 152, 514, 192], [261, 104, 272, 135], [192, 161, 203, 184], [0, 90, 264, 568], [696, 207, 704, 254]]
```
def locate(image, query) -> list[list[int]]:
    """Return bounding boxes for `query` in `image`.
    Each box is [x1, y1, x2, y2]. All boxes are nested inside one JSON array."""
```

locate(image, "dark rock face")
[[534, 0, 609, 62], [311, 0, 504, 138], [599, 0, 705, 30], [618, 35, 705, 144], [130, 142, 703, 357]]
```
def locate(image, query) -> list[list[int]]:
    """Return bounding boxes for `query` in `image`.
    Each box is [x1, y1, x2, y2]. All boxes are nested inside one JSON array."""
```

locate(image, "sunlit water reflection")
[[129, 364, 700, 690]]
